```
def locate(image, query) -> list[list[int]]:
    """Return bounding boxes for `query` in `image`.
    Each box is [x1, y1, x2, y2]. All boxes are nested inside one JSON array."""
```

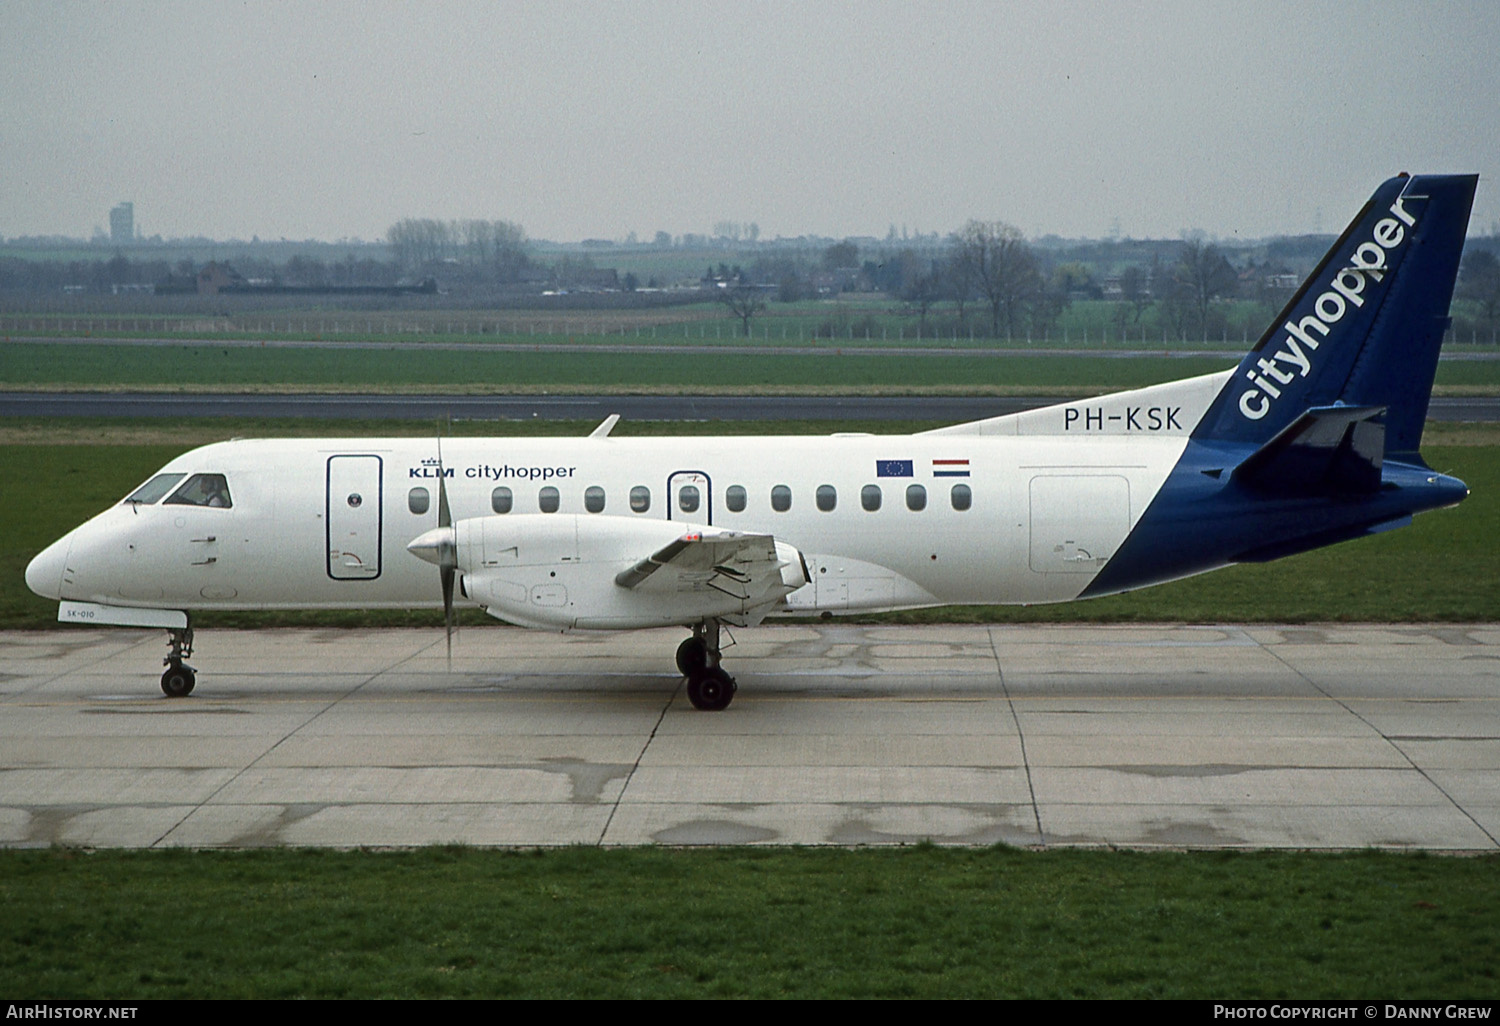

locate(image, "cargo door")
[[1028, 475, 1130, 574]]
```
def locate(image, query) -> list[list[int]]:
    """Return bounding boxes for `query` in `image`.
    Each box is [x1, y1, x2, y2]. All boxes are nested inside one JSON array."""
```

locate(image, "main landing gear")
[[161, 624, 196, 697], [676, 620, 736, 711]]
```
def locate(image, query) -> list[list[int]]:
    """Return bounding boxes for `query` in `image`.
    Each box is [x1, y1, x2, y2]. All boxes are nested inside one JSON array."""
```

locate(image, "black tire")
[[686, 667, 735, 711], [676, 635, 709, 676], [161, 663, 196, 697]]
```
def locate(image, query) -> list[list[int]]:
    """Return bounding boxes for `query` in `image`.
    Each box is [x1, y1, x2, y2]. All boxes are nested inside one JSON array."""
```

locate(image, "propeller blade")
[[437, 435, 453, 669], [441, 565, 455, 667], [437, 437, 451, 529]]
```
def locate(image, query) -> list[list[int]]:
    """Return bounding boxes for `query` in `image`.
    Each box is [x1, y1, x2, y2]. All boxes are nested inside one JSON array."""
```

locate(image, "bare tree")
[[387, 218, 451, 271], [1173, 240, 1237, 339], [941, 251, 975, 325], [1119, 264, 1151, 324], [955, 220, 1042, 338], [718, 284, 767, 337], [823, 240, 859, 270], [902, 271, 944, 335], [388, 218, 527, 280]]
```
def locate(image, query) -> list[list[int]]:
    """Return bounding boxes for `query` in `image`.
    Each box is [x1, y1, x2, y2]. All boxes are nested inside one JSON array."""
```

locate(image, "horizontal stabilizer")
[[1232, 405, 1385, 496]]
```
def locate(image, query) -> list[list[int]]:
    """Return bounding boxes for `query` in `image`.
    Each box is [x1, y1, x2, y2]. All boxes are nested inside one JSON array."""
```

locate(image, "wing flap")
[[614, 529, 799, 604]]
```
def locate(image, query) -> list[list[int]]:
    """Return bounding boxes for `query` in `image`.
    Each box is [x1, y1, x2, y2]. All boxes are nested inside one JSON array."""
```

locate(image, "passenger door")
[[326, 455, 383, 579]]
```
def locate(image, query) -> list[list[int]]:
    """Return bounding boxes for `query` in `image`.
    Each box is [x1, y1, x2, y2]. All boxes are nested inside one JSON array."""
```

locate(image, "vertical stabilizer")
[[1193, 174, 1477, 464]]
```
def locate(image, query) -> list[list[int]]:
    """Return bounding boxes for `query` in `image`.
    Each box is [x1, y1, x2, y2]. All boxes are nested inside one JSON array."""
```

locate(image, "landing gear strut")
[[161, 623, 196, 697], [681, 620, 736, 711]]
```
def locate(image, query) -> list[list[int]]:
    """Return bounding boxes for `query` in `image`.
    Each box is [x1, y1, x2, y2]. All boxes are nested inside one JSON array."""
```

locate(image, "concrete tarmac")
[[2, 623, 1497, 851]]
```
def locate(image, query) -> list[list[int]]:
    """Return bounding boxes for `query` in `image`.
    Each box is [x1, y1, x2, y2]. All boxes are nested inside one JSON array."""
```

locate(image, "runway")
[[2, 623, 1496, 850]]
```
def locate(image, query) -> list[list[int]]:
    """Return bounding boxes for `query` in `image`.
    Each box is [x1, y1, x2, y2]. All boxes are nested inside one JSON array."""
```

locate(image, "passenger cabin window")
[[539, 486, 560, 513], [630, 486, 651, 513], [678, 485, 700, 514], [164, 473, 233, 508], [771, 485, 791, 512], [906, 484, 927, 511], [725, 485, 747, 513], [861, 484, 882, 511], [126, 473, 185, 506], [816, 485, 837, 512], [408, 487, 429, 515], [584, 486, 606, 513], [491, 486, 512, 514], [951, 483, 972, 511]]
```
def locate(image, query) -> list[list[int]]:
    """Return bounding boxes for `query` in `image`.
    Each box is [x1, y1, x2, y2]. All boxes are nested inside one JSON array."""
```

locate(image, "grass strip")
[[1, 341, 1249, 391], [2, 847, 1495, 999]]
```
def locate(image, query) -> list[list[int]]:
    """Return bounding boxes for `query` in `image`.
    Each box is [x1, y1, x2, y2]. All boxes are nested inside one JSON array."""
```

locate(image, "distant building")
[[109, 202, 134, 243], [197, 261, 244, 295]]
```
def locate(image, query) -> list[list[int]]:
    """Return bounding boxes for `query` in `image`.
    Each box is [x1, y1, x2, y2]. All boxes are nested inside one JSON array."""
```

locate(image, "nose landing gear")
[[161, 624, 196, 697], [678, 620, 736, 711]]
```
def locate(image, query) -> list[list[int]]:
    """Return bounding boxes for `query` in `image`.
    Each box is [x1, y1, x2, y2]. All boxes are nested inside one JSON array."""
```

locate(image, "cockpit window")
[[125, 474, 186, 505], [163, 473, 233, 508]]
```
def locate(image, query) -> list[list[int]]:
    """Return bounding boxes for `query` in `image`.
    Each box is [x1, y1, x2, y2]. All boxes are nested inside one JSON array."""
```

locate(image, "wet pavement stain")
[[226, 803, 332, 846], [1138, 820, 1249, 847], [1391, 627, 1484, 646], [827, 804, 1035, 846], [1104, 764, 1261, 778], [652, 819, 779, 844], [81, 706, 251, 715], [1275, 628, 1338, 646], [535, 758, 634, 804], [14, 805, 104, 846]]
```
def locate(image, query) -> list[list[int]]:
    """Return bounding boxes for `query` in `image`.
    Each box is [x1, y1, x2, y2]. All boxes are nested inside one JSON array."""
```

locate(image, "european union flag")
[[876, 459, 914, 478]]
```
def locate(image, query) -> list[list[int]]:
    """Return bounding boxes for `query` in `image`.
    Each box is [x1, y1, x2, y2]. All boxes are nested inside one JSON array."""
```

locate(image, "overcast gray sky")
[[3, 0, 1498, 244]]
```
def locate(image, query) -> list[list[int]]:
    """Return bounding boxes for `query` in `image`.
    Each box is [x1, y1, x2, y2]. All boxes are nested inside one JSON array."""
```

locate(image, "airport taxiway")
[[4, 391, 1498, 423], [1, 623, 1496, 850]]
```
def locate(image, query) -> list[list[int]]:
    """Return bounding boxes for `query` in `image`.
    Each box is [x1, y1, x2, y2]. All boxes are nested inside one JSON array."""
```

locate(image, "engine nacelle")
[[451, 514, 807, 630]]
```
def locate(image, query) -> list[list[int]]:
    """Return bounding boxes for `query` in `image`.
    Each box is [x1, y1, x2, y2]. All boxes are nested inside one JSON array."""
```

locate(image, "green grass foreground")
[[2, 847, 1495, 999], [3, 421, 1497, 627], [6, 340, 1500, 393]]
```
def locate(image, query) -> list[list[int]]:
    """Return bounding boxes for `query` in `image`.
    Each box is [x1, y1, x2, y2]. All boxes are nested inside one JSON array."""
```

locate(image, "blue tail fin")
[[1193, 173, 1477, 464]]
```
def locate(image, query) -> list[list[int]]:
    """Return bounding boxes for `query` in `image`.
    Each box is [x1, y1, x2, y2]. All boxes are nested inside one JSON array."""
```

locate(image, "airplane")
[[25, 173, 1477, 710]]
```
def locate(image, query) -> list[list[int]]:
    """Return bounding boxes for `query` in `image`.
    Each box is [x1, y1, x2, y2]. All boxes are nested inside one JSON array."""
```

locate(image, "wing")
[[615, 528, 806, 608]]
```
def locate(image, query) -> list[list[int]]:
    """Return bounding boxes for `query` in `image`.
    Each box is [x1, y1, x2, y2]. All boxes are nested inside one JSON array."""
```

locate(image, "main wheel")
[[676, 635, 709, 676], [686, 666, 736, 711], [161, 663, 196, 697]]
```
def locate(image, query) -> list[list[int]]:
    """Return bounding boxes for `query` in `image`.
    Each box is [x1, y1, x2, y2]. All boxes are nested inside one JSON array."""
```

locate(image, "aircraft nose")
[[26, 536, 70, 600]]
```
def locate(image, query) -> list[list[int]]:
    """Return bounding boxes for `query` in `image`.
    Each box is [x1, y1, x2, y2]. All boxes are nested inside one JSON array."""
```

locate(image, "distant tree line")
[[0, 252, 398, 294], [4, 214, 1497, 342], [386, 219, 530, 283]]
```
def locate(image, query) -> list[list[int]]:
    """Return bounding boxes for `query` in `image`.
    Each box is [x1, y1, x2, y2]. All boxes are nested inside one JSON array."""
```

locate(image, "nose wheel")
[[680, 621, 737, 711], [161, 624, 196, 697]]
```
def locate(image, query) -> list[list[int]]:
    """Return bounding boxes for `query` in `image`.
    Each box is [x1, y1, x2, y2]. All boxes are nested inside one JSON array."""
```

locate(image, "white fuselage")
[[25, 372, 1228, 628]]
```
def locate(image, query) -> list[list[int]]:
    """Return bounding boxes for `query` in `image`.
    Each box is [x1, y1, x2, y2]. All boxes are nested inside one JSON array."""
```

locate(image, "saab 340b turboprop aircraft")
[[26, 174, 1477, 709]]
